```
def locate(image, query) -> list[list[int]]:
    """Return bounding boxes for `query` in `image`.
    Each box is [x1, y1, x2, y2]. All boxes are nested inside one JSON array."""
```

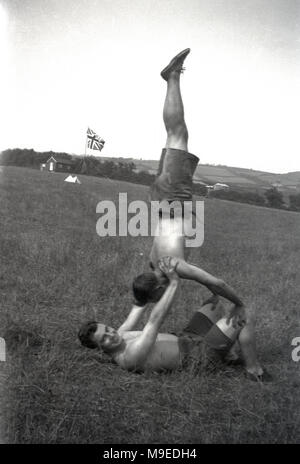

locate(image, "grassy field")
[[0, 166, 299, 444]]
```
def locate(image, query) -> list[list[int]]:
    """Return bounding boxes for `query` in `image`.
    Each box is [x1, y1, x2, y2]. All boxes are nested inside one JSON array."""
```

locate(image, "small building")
[[271, 181, 283, 190], [45, 155, 76, 173], [213, 183, 230, 191]]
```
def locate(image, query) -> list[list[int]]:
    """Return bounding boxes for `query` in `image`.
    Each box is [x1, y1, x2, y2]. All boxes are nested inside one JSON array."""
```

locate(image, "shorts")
[[177, 312, 234, 372], [150, 148, 199, 203]]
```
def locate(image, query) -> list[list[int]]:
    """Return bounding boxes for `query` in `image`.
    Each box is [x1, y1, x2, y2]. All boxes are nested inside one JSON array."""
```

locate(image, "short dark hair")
[[78, 321, 98, 349], [132, 272, 159, 306]]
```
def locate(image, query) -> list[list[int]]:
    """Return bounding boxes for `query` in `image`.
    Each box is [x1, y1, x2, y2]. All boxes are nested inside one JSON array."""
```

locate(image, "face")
[[93, 324, 123, 353]]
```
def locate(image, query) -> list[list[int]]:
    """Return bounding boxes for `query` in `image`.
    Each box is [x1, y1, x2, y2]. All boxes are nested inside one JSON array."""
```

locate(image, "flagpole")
[[84, 129, 88, 156]]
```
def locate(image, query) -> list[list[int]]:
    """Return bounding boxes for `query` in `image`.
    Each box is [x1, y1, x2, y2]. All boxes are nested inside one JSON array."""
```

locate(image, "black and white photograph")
[[0, 0, 299, 447]]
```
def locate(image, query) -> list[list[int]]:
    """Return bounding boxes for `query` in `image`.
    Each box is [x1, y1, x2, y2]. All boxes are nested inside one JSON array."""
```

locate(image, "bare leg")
[[163, 71, 188, 151], [219, 312, 270, 380], [238, 315, 263, 377]]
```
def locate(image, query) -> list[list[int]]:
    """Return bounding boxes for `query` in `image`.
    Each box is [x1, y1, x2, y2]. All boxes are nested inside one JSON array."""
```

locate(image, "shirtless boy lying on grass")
[[79, 257, 271, 381]]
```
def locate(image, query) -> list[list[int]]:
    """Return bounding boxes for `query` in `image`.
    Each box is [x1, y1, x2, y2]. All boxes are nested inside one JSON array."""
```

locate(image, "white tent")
[[64, 175, 81, 184]]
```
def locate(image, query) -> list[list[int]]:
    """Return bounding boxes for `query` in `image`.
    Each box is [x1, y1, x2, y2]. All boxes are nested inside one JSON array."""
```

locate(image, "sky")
[[0, 0, 299, 173]]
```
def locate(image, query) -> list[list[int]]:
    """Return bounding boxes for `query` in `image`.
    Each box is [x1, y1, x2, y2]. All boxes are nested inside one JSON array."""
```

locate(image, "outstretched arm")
[[123, 259, 179, 368], [118, 304, 148, 335], [173, 258, 244, 307], [146, 280, 178, 330]]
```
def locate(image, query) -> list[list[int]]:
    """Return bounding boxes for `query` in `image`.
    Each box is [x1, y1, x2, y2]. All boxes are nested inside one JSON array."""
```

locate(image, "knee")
[[179, 124, 188, 143], [238, 324, 255, 346], [245, 307, 256, 327], [167, 123, 188, 145]]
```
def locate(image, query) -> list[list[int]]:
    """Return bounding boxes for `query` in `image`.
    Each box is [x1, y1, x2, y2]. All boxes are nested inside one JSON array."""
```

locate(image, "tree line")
[[208, 186, 300, 212], [1, 148, 300, 212], [0, 148, 155, 186]]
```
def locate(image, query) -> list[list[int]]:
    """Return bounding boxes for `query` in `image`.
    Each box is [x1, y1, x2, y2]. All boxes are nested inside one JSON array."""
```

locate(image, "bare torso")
[[150, 216, 192, 267], [113, 331, 181, 372]]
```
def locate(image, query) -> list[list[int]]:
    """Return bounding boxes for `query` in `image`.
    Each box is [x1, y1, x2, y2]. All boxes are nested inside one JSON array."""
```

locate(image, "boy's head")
[[78, 321, 124, 354], [132, 271, 168, 306]]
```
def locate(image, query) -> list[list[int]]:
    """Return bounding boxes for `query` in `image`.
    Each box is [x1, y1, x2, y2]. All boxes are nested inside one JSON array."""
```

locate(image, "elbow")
[[216, 278, 226, 291], [214, 279, 243, 306], [206, 278, 225, 296]]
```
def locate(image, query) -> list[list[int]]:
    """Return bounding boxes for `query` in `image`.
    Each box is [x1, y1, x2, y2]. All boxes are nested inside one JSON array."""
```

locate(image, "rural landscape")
[[0, 164, 299, 443]]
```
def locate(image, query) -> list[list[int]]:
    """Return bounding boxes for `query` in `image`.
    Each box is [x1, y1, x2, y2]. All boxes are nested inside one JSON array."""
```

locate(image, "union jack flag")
[[86, 127, 105, 151]]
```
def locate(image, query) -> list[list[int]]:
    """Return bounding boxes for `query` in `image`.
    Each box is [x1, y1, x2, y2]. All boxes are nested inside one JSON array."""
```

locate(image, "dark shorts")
[[149, 148, 199, 203], [177, 312, 234, 372]]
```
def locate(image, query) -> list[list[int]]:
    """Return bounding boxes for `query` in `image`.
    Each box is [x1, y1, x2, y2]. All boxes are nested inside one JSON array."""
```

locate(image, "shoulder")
[[112, 337, 145, 371], [115, 326, 158, 371]]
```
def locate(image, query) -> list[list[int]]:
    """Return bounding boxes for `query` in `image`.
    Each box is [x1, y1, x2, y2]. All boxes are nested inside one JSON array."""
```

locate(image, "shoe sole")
[[161, 48, 191, 80]]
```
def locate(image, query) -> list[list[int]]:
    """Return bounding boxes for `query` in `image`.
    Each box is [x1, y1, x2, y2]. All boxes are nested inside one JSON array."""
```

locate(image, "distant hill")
[[1, 148, 299, 193], [99, 156, 300, 193]]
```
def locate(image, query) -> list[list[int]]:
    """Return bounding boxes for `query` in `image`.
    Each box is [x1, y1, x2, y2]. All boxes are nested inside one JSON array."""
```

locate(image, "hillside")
[[1, 149, 299, 192], [100, 156, 300, 192]]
